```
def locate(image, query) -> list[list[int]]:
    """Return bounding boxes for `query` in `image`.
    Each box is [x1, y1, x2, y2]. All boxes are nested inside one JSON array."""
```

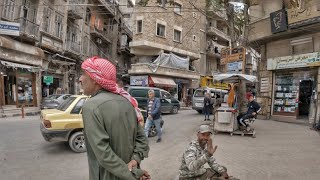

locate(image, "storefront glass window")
[[16, 74, 34, 107], [274, 74, 299, 115], [273, 70, 316, 117]]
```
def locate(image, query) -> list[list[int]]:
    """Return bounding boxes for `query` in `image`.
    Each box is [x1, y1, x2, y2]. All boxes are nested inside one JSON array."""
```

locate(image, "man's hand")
[[220, 172, 229, 179], [148, 115, 153, 120], [140, 170, 151, 180], [127, 160, 138, 171], [207, 138, 218, 156], [252, 112, 256, 116]]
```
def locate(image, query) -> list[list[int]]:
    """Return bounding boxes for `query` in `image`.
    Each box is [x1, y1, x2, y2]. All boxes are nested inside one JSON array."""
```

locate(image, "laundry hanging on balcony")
[[148, 52, 189, 73]]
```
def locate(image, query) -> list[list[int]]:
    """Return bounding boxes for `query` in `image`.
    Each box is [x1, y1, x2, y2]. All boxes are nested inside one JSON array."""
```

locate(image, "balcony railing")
[[90, 25, 113, 43], [66, 40, 80, 54], [68, 1, 84, 19], [129, 63, 200, 80], [98, 0, 115, 16], [15, 17, 39, 40], [207, 25, 231, 42]]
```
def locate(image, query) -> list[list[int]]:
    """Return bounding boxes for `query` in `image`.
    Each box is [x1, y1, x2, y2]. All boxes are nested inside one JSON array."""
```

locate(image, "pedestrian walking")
[[203, 92, 212, 121], [80, 56, 150, 180], [144, 89, 162, 143]]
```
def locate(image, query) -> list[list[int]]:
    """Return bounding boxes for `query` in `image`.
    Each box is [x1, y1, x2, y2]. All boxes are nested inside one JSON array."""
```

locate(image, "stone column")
[[315, 67, 320, 125]]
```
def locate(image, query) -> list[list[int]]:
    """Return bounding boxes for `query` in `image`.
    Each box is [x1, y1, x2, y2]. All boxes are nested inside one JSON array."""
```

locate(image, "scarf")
[[81, 56, 142, 122]]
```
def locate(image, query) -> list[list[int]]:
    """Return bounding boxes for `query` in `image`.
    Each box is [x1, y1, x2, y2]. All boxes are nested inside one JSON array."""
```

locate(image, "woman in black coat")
[[203, 92, 212, 121]]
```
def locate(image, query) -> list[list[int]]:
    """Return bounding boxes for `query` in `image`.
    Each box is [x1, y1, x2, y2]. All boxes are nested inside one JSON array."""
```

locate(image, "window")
[[85, 8, 91, 24], [83, 36, 89, 55], [156, 23, 166, 37], [57, 97, 76, 111], [131, 89, 147, 98], [71, 98, 86, 114], [55, 13, 63, 38], [193, 35, 197, 41], [42, 7, 52, 33], [2, 0, 15, 21], [161, 91, 172, 99], [173, 29, 181, 42], [137, 20, 143, 33], [174, 3, 182, 15]]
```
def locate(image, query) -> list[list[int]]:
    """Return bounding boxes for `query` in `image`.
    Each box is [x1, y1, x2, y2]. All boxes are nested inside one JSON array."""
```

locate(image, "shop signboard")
[[0, 21, 20, 36], [220, 47, 245, 65], [130, 75, 148, 86], [267, 52, 320, 70], [227, 62, 242, 72], [270, 9, 288, 34], [286, 0, 320, 28], [43, 76, 53, 85]]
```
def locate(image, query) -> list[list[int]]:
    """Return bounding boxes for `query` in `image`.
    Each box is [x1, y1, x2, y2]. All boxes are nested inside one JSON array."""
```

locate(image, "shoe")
[[204, 119, 207, 121], [156, 138, 161, 143]]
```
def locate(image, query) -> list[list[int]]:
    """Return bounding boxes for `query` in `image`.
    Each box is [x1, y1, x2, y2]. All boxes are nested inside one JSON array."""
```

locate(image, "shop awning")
[[149, 76, 177, 87], [0, 60, 36, 70]]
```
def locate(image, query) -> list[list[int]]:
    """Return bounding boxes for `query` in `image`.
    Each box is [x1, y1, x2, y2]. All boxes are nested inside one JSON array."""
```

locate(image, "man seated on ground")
[[237, 93, 261, 132], [179, 125, 237, 180]]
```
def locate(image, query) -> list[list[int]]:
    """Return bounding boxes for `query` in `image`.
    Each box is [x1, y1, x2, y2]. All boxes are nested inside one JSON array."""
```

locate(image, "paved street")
[[1, 110, 320, 180]]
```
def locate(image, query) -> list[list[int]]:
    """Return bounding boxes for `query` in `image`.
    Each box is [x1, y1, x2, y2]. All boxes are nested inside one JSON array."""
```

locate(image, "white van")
[[192, 88, 228, 113]]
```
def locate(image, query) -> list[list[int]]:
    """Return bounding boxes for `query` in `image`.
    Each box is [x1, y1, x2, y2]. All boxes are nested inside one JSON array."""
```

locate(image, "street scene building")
[[249, 0, 320, 125], [1, 1, 320, 180], [0, 0, 133, 114]]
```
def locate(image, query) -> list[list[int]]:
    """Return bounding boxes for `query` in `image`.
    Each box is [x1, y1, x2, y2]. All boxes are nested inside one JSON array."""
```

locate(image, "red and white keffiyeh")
[[81, 56, 142, 122]]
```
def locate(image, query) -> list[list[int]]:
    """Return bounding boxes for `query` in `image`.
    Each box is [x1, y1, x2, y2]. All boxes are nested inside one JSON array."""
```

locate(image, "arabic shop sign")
[[286, 0, 320, 28], [270, 9, 288, 34], [130, 76, 148, 86], [220, 47, 246, 65], [267, 52, 320, 70]]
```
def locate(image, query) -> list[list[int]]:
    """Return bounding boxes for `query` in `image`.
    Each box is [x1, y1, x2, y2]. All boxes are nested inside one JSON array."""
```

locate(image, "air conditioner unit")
[[192, 12, 197, 18]]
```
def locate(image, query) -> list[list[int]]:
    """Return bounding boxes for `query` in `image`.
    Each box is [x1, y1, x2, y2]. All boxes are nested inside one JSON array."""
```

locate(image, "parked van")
[[192, 87, 228, 113], [127, 86, 180, 114]]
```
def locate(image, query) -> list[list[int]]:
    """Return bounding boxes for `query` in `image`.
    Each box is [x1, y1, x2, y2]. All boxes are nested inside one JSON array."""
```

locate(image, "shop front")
[[267, 52, 320, 121], [0, 61, 39, 107]]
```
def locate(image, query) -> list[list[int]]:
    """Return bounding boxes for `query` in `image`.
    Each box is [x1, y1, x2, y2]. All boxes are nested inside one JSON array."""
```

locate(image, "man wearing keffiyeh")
[[80, 56, 150, 180]]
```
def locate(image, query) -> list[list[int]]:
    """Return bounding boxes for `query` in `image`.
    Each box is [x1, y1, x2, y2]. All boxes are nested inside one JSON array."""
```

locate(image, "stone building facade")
[[0, 0, 133, 110], [249, 0, 320, 125]]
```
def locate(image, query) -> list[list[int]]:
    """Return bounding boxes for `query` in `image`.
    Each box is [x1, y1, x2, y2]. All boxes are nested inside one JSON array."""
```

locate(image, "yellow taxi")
[[40, 95, 88, 153], [40, 95, 152, 153]]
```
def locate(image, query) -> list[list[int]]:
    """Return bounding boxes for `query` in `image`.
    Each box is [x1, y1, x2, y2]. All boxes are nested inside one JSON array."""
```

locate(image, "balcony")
[[68, 1, 84, 19], [90, 25, 113, 43], [129, 63, 200, 80], [65, 40, 80, 55], [207, 25, 231, 42], [206, 6, 228, 21], [98, 0, 115, 16], [15, 17, 39, 41]]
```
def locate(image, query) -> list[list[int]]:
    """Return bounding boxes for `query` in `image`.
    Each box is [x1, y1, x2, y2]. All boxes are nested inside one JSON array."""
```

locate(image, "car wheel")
[[197, 110, 202, 114], [69, 131, 86, 153], [148, 125, 157, 137], [171, 106, 179, 114]]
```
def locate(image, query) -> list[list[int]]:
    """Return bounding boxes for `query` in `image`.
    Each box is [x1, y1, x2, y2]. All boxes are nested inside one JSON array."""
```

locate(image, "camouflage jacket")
[[179, 140, 226, 178]]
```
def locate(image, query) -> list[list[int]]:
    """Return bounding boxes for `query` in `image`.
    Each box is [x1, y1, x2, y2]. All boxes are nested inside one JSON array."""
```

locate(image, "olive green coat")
[[82, 90, 149, 180]]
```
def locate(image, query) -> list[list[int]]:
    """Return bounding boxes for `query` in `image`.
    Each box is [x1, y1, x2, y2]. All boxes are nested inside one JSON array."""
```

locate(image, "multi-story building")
[[249, 0, 320, 125], [129, 0, 206, 101], [0, 0, 133, 113]]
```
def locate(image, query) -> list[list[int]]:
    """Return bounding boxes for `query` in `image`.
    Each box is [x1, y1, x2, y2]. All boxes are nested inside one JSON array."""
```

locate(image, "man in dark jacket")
[[203, 93, 212, 121], [144, 89, 162, 143], [237, 93, 261, 132]]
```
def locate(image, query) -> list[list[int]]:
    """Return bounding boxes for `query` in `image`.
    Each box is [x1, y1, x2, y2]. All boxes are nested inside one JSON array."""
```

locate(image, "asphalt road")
[[0, 110, 205, 180]]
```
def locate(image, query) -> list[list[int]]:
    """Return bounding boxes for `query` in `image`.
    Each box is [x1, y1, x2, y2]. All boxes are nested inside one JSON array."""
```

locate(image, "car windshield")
[[47, 95, 61, 99], [194, 90, 205, 97], [56, 97, 77, 111]]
